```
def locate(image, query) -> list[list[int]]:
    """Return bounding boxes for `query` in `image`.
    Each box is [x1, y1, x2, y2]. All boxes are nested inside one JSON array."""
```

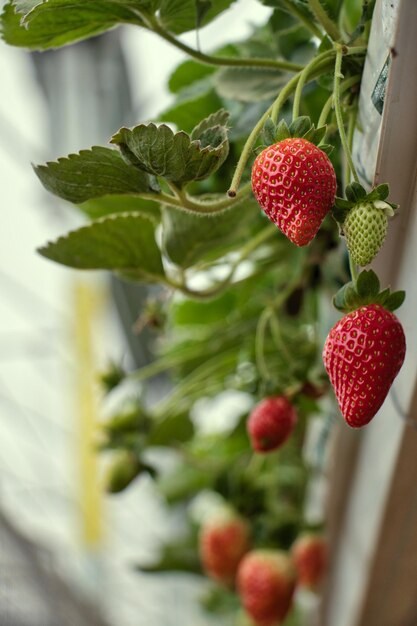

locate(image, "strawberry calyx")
[[333, 269, 405, 313], [332, 181, 397, 225], [262, 116, 333, 155]]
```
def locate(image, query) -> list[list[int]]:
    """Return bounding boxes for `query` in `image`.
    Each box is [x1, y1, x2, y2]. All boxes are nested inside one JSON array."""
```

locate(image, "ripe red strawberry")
[[251, 138, 337, 246], [199, 510, 251, 586], [323, 304, 406, 427], [291, 534, 327, 590], [237, 550, 297, 626], [247, 396, 297, 453]]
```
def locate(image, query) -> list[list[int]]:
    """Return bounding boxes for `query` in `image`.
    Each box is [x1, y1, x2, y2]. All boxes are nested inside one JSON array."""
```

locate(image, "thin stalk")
[[140, 181, 252, 214], [143, 15, 303, 72], [307, 0, 341, 41], [349, 254, 359, 283], [256, 309, 273, 382], [292, 49, 335, 119], [166, 224, 277, 300], [333, 46, 360, 184], [317, 74, 360, 127]]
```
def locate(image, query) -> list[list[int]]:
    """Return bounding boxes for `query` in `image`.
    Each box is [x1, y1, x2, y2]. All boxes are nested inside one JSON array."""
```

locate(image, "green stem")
[[280, 0, 323, 39], [349, 254, 359, 283], [143, 14, 303, 73], [166, 224, 277, 300], [256, 309, 272, 382], [307, 0, 342, 41], [292, 49, 335, 120], [140, 181, 252, 214], [317, 74, 360, 127], [333, 46, 360, 183], [228, 57, 334, 197]]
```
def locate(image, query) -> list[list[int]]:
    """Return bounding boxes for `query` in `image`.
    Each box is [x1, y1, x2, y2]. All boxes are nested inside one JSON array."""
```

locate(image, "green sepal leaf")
[[332, 197, 354, 223], [346, 181, 366, 202], [356, 269, 380, 299], [38, 213, 165, 282], [274, 119, 291, 142], [288, 116, 311, 138], [34, 147, 159, 204], [263, 117, 278, 146], [191, 108, 230, 142], [302, 125, 327, 145], [111, 118, 229, 187], [333, 270, 406, 313], [384, 290, 406, 312], [333, 281, 361, 312], [318, 143, 334, 155], [375, 183, 390, 200]]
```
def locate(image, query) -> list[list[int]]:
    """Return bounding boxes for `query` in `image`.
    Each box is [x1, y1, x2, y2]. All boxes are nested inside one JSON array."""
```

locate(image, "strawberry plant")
[[1, 0, 407, 623]]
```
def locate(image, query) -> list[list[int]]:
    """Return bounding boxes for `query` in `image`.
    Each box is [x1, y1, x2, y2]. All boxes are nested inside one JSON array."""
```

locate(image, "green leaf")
[[263, 118, 278, 146], [34, 147, 158, 204], [111, 121, 229, 186], [79, 195, 160, 220], [288, 116, 311, 137], [332, 281, 360, 312], [158, 0, 234, 34], [162, 200, 257, 268], [334, 197, 354, 210], [304, 125, 327, 144], [214, 67, 288, 102], [318, 143, 334, 155], [375, 183, 390, 201], [38, 213, 165, 281], [136, 536, 202, 574], [157, 463, 213, 503], [274, 119, 291, 142], [148, 412, 194, 446], [356, 269, 380, 299], [346, 181, 366, 202], [168, 59, 217, 94], [191, 108, 230, 141], [160, 88, 223, 134], [384, 290, 406, 312], [1, 0, 140, 49], [331, 203, 349, 224]]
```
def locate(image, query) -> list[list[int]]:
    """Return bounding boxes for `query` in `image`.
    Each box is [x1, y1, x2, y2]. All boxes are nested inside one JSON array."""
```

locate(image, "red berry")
[[323, 304, 406, 428], [291, 534, 327, 590], [251, 138, 337, 246], [247, 397, 297, 453], [199, 510, 250, 586], [237, 550, 297, 626]]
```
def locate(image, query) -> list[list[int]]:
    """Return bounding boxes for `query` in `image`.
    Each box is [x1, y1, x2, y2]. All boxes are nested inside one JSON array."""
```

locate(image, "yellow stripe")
[[73, 280, 103, 547]]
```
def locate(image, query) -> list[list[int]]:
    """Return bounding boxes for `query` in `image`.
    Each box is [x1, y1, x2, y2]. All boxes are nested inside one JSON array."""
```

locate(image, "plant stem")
[[227, 57, 335, 197], [317, 74, 360, 127], [292, 49, 335, 120], [256, 309, 272, 382], [280, 0, 323, 39], [333, 46, 360, 183], [140, 181, 252, 214], [307, 0, 341, 41], [142, 14, 304, 72], [166, 224, 277, 300], [349, 253, 359, 283]]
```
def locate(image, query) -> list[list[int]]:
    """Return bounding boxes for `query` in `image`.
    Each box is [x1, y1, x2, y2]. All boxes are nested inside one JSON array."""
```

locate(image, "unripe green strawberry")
[[199, 510, 251, 586], [291, 534, 327, 590], [344, 200, 394, 266], [237, 550, 297, 626], [323, 304, 406, 427], [247, 396, 297, 453], [251, 138, 337, 246]]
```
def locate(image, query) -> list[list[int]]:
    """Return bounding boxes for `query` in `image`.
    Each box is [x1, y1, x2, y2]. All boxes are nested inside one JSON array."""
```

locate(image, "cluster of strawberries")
[[200, 505, 326, 625], [198, 397, 324, 624], [252, 131, 406, 428]]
